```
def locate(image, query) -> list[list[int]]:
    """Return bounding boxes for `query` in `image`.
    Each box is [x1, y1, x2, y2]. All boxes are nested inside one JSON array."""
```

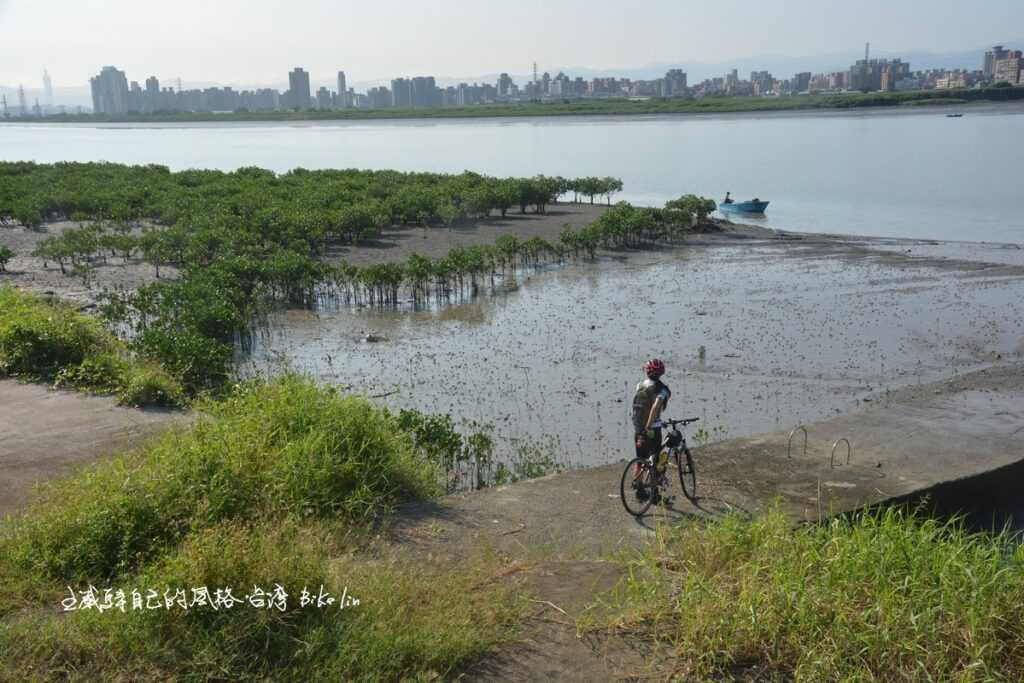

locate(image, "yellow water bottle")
[[656, 451, 669, 473]]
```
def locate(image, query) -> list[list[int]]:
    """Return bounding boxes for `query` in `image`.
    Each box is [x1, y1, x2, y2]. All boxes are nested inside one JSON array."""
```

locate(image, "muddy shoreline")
[[3, 202, 1021, 308]]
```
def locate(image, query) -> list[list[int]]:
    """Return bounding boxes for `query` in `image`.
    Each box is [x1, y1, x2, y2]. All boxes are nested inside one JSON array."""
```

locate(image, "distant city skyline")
[[6, 40, 1023, 110], [2, 0, 1024, 87], [70, 41, 1019, 118]]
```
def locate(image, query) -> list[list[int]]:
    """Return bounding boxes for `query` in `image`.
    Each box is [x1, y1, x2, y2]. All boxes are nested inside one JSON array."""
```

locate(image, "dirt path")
[[389, 363, 1024, 681], [0, 380, 184, 515]]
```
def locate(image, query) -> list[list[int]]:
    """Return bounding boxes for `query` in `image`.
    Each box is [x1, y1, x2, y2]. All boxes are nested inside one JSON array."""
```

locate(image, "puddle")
[[240, 243, 1024, 467]]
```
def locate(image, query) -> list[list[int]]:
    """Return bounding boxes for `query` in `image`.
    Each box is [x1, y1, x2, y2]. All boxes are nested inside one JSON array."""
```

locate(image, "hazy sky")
[[2, 0, 1023, 88]]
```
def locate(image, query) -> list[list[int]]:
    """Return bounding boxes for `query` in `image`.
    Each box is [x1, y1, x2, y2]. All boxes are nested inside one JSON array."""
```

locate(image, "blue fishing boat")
[[719, 193, 770, 214]]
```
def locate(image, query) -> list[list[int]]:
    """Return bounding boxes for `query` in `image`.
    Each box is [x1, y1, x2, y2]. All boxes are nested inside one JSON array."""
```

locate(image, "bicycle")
[[620, 417, 699, 516]]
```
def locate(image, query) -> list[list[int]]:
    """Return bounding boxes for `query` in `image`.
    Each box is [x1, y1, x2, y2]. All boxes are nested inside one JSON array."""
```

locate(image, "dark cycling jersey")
[[631, 377, 671, 435]]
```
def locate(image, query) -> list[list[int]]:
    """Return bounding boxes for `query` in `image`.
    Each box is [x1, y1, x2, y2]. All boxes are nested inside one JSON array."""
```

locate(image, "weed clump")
[[0, 285, 185, 406], [588, 507, 1024, 680]]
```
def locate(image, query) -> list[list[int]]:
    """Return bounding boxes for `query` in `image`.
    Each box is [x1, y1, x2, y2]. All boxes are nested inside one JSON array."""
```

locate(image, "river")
[[2, 103, 1023, 243]]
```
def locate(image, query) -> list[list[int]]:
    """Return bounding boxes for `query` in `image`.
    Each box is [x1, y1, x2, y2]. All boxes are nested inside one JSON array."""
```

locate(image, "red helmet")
[[643, 358, 665, 378]]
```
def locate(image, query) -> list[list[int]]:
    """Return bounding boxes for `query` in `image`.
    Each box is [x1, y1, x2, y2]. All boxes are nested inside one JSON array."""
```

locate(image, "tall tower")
[[865, 42, 870, 62], [42, 69, 53, 108], [1, 95, 7, 117], [337, 71, 347, 107], [17, 84, 26, 114], [288, 68, 311, 110], [533, 61, 538, 85]]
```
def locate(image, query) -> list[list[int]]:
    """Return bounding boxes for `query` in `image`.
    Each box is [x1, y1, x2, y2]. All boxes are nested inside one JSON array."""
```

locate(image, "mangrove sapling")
[[0, 245, 13, 272]]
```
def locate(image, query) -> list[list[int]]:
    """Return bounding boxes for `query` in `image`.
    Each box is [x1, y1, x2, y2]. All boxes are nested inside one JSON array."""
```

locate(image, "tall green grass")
[[586, 508, 1024, 680], [0, 375, 523, 680], [0, 518, 523, 681], [0, 285, 184, 406]]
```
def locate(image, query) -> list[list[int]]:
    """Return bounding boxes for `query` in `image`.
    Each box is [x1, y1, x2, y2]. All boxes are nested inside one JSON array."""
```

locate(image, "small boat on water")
[[946, 113, 963, 118], [719, 199, 770, 214]]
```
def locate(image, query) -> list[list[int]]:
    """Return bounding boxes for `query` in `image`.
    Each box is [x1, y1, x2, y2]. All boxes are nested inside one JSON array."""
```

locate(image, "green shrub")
[[0, 245, 13, 271], [0, 286, 188, 407], [53, 350, 127, 393], [117, 363, 186, 408], [0, 286, 110, 376]]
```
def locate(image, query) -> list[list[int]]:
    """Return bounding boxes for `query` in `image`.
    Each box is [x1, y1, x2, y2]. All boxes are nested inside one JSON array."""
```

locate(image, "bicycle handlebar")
[[661, 417, 700, 427]]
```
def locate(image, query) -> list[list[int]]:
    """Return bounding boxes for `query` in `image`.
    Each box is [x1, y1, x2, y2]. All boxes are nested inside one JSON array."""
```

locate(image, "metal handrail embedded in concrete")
[[788, 425, 808, 458], [831, 438, 852, 468]]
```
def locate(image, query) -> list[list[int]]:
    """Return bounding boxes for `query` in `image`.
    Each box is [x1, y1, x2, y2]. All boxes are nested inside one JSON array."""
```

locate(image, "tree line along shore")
[[7, 84, 1024, 124]]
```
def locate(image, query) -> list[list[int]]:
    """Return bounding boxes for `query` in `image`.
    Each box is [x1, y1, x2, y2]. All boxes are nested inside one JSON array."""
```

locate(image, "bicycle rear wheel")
[[620, 457, 656, 516], [677, 447, 697, 500]]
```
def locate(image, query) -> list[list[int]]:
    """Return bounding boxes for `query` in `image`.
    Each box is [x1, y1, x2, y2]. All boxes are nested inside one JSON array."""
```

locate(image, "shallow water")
[[241, 243, 1024, 467]]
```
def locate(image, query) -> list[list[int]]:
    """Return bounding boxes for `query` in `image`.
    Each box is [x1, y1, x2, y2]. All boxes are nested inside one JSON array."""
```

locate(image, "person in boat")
[[723, 192, 733, 205]]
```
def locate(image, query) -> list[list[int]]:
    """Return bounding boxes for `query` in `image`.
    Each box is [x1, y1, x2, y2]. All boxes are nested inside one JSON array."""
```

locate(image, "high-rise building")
[[368, 86, 392, 108], [316, 87, 332, 110], [848, 57, 907, 92], [750, 70, 773, 96], [288, 68, 311, 110], [42, 69, 53, 109], [994, 51, 1023, 85], [410, 76, 438, 107], [665, 69, 688, 97], [391, 78, 412, 107], [497, 73, 514, 98], [337, 71, 348, 107], [145, 76, 160, 113], [985, 46, 1012, 79], [89, 66, 130, 114], [129, 81, 144, 111]]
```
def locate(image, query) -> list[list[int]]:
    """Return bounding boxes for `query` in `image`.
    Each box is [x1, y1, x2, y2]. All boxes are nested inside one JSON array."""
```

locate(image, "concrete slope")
[[0, 380, 183, 515]]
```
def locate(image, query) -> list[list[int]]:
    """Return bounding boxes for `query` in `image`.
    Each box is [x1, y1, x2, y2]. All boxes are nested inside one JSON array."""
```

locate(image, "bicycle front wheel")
[[677, 447, 697, 500], [620, 457, 656, 516]]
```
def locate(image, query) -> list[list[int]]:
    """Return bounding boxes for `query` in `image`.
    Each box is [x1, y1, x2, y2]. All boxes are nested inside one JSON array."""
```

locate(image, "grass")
[[584, 507, 1024, 681], [0, 285, 185, 407], [0, 375, 525, 680], [0, 519, 524, 681]]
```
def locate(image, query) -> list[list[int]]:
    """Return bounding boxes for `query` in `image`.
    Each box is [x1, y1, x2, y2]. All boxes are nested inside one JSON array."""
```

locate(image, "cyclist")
[[632, 358, 671, 467]]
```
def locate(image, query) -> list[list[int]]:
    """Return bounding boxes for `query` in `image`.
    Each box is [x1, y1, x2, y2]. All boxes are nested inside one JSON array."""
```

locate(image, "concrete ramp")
[[0, 380, 183, 515], [704, 366, 1024, 522]]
